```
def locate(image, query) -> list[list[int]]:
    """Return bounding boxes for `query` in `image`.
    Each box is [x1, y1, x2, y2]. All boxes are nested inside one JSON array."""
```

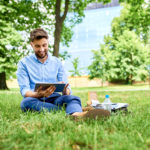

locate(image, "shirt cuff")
[[21, 88, 31, 97]]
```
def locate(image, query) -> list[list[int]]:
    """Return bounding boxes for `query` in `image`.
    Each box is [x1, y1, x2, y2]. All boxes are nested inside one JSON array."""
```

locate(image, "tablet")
[[34, 83, 66, 92]]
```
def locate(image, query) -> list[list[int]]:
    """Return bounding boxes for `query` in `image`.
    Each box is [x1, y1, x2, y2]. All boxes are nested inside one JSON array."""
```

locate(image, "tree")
[[41, 0, 111, 57], [0, 0, 50, 89], [88, 50, 110, 86], [107, 1, 150, 83], [111, 2, 150, 43], [0, 0, 113, 89], [113, 31, 148, 84], [0, 20, 22, 89], [1, 0, 115, 89], [69, 57, 83, 87], [2, 0, 136, 89], [69, 57, 82, 77], [88, 1, 150, 84], [40, 0, 150, 57], [89, 30, 149, 84]]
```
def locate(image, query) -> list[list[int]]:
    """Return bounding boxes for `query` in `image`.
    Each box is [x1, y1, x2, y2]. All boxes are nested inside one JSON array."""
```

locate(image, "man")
[[17, 28, 110, 119]]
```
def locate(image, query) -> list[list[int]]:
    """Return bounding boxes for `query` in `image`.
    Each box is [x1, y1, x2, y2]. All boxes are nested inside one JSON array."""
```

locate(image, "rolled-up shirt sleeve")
[[57, 60, 72, 94], [16, 61, 31, 97]]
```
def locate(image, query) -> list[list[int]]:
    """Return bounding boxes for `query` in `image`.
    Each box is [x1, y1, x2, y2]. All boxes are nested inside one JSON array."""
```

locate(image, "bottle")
[[103, 95, 112, 113], [104, 95, 112, 103]]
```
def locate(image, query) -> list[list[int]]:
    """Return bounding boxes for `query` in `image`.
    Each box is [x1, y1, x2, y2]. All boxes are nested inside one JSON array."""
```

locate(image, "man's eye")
[[35, 45, 40, 48], [43, 44, 47, 47]]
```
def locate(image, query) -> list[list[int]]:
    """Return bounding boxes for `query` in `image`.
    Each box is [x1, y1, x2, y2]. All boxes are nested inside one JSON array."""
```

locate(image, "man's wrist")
[[25, 91, 40, 98], [34, 92, 40, 98]]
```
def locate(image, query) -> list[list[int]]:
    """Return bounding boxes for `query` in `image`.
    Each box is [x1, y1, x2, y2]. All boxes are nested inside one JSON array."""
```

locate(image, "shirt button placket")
[[42, 64, 44, 82]]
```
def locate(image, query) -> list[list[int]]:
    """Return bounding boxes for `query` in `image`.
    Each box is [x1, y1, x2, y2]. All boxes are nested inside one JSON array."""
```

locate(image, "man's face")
[[31, 38, 49, 59]]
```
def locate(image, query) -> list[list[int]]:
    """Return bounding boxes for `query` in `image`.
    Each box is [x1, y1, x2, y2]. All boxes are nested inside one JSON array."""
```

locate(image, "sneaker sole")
[[83, 109, 110, 120]]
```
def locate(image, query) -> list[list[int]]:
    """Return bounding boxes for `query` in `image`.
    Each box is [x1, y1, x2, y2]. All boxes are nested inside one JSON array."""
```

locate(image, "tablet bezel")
[[34, 83, 66, 92]]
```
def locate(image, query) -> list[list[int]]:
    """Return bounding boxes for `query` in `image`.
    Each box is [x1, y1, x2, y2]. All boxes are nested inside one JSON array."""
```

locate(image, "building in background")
[[86, 0, 119, 9], [60, 3, 122, 75]]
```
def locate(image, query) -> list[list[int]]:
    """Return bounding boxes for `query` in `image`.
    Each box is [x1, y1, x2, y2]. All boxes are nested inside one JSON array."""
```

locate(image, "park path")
[[0, 88, 150, 94], [96, 88, 150, 92], [73, 88, 150, 93]]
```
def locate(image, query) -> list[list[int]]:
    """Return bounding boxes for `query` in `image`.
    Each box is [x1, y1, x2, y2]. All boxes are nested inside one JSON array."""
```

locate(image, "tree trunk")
[[130, 74, 133, 85], [53, 20, 62, 57], [0, 72, 8, 90], [53, 0, 69, 57], [125, 77, 129, 84]]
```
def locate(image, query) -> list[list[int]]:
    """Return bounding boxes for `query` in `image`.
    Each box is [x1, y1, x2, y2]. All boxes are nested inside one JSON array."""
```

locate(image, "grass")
[[0, 86, 150, 150], [71, 84, 150, 92]]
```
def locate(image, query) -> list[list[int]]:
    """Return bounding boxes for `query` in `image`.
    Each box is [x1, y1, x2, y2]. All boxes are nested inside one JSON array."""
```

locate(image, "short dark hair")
[[30, 28, 48, 42]]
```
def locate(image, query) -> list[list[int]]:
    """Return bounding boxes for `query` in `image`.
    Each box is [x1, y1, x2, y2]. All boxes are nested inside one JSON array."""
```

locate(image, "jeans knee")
[[65, 95, 81, 104], [20, 97, 37, 111]]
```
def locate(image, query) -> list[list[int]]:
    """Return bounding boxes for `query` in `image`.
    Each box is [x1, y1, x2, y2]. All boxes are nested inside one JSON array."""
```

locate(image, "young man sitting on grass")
[[16, 28, 110, 120]]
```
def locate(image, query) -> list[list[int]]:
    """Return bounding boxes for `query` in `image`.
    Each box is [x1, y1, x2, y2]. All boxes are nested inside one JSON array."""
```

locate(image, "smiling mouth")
[[36, 51, 47, 59], [39, 52, 45, 55]]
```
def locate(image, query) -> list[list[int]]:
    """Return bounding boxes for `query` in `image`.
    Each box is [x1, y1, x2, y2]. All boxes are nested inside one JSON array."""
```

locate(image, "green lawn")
[[0, 86, 150, 150]]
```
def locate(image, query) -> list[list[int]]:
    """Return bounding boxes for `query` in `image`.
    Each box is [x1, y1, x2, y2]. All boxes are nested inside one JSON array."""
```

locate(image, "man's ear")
[[30, 42, 33, 48]]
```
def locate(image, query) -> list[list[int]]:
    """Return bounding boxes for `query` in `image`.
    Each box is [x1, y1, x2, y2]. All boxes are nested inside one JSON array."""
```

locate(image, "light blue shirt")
[[16, 53, 70, 97]]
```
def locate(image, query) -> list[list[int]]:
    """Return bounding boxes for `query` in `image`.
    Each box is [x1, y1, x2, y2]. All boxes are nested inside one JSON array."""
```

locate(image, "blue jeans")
[[20, 93, 82, 115]]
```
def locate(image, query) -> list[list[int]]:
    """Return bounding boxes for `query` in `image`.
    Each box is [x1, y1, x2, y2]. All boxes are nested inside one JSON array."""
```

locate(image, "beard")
[[35, 50, 48, 59]]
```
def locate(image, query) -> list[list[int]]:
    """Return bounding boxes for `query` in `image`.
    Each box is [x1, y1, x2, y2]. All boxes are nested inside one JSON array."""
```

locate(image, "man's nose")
[[39, 47, 44, 51]]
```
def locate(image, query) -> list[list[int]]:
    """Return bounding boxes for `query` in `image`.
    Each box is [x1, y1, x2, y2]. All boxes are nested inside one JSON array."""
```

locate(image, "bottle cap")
[[105, 95, 109, 98]]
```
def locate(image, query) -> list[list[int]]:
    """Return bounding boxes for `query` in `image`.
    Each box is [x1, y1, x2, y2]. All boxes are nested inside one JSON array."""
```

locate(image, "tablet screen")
[[34, 83, 66, 92]]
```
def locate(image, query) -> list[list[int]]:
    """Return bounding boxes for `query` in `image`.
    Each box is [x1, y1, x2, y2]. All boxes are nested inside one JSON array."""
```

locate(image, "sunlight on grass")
[[0, 87, 150, 150]]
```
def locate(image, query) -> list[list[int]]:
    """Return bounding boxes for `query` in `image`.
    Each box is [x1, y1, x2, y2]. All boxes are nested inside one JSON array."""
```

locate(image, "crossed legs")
[[20, 92, 110, 119], [20, 93, 82, 115]]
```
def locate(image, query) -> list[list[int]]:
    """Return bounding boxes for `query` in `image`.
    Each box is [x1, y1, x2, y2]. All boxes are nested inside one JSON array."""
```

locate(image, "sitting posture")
[[17, 28, 110, 119]]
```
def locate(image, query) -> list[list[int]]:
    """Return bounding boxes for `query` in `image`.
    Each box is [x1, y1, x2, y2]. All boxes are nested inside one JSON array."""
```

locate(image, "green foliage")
[[69, 57, 82, 77], [89, 30, 149, 84], [112, 2, 150, 43], [0, 0, 49, 31], [0, 0, 51, 80], [89, 1, 150, 84], [61, 23, 74, 47], [59, 51, 71, 61], [88, 50, 109, 82], [60, 0, 112, 47], [110, 30, 149, 83], [0, 5, 22, 78], [43, 0, 112, 51]]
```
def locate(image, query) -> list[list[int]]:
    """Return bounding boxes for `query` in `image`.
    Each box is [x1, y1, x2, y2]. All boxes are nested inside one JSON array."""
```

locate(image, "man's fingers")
[[44, 86, 56, 97], [45, 87, 56, 97], [47, 86, 56, 92], [64, 83, 69, 90], [49, 86, 56, 93], [37, 86, 43, 92], [46, 86, 53, 90], [63, 83, 69, 95]]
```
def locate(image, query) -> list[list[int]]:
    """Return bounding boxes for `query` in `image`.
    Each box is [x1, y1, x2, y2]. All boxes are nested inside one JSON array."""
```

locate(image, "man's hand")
[[62, 83, 70, 95], [35, 85, 56, 98], [58, 81, 70, 95]]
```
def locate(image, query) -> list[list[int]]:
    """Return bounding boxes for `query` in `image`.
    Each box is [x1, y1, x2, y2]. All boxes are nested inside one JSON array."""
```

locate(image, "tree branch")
[[61, 0, 69, 22], [55, 0, 61, 21]]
